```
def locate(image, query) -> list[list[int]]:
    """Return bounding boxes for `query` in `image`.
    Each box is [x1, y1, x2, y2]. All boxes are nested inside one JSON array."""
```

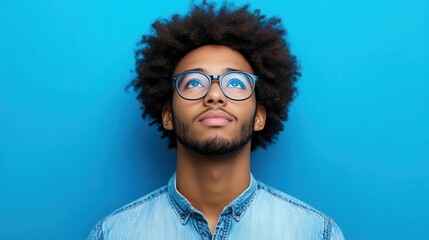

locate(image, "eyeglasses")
[[171, 70, 258, 101]]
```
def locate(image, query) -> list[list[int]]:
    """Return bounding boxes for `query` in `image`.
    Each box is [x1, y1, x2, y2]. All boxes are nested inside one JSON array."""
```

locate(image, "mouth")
[[196, 110, 235, 127]]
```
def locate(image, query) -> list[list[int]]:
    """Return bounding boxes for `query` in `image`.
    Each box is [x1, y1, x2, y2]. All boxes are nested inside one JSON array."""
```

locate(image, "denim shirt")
[[88, 173, 344, 240]]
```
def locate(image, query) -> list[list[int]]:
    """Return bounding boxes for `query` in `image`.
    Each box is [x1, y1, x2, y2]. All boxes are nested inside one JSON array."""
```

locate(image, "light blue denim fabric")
[[88, 173, 344, 240]]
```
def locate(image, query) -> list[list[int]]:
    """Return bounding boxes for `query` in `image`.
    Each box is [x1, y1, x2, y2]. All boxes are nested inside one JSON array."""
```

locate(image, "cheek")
[[171, 95, 199, 120], [233, 98, 257, 118]]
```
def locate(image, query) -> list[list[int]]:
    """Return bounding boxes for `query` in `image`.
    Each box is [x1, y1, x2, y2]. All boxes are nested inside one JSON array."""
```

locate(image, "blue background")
[[1, 0, 428, 239]]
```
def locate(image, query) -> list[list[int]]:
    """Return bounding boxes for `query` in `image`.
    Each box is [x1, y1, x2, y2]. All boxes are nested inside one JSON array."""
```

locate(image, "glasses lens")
[[220, 72, 255, 100], [176, 72, 210, 100]]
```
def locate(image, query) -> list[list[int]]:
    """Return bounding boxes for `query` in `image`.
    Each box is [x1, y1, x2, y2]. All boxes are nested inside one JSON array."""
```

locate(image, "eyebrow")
[[186, 67, 241, 74]]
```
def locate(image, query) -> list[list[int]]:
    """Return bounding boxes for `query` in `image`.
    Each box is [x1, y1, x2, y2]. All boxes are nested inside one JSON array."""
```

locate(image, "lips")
[[197, 111, 234, 127]]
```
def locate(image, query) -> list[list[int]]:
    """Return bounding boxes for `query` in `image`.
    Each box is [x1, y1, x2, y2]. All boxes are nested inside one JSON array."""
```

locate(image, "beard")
[[172, 110, 255, 158]]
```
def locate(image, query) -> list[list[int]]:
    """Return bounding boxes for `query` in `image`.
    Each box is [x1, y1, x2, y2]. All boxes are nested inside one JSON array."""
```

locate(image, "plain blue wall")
[[1, 0, 428, 239]]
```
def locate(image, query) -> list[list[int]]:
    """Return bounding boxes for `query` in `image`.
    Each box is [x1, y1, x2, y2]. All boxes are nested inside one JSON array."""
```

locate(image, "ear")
[[253, 105, 266, 131], [162, 103, 174, 130]]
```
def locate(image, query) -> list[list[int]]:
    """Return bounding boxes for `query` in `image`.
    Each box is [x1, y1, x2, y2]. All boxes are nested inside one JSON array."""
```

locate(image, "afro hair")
[[129, 1, 300, 150]]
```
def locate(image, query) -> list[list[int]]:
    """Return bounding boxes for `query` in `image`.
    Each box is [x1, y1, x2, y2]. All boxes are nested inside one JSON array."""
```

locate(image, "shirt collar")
[[168, 172, 258, 224]]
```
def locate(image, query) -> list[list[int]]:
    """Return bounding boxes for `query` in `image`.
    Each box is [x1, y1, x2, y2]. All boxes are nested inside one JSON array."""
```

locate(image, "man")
[[88, 1, 344, 239]]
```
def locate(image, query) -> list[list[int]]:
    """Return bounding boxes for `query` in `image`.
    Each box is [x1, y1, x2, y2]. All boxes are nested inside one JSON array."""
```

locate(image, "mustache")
[[192, 107, 238, 123]]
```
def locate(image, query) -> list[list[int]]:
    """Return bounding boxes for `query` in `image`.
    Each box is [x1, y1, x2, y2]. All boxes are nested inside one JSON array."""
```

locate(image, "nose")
[[203, 80, 227, 107]]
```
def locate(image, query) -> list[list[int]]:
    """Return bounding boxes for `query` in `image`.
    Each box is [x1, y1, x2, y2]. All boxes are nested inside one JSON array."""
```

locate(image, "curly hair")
[[129, 1, 300, 150]]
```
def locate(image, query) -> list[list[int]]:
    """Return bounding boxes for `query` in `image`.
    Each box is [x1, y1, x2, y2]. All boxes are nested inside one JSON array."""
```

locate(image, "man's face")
[[162, 45, 266, 156]]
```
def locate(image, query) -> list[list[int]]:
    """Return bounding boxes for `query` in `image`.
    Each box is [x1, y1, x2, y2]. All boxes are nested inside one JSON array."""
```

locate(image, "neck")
[[175, 142, 251, 233]]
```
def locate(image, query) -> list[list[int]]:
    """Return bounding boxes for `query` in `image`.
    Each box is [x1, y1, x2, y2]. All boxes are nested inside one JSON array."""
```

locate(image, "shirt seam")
[[110, 186, 168, 216]]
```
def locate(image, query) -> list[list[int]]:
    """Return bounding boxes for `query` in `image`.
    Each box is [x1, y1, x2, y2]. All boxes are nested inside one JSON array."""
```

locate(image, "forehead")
[[173, 45, 254, 75]]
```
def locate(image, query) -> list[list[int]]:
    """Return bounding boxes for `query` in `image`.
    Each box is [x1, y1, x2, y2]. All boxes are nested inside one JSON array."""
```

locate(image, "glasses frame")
[[171, 70, 258, 101]]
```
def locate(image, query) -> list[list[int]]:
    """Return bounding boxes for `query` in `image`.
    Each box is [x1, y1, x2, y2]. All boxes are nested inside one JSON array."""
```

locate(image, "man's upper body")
[[88, 174, 344, 240], [89, 2, 345, 239]]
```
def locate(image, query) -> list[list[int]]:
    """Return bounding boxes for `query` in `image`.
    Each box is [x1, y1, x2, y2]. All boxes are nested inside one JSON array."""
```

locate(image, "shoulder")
[[256, 181, 327, 217], [109, 186, 169, 217], [254, 181, 345, 240], [87, 186, 169, 240]]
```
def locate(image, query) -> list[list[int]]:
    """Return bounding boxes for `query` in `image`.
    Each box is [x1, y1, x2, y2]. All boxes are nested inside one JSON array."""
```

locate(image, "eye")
[[184, 79, 204, 88], [226, 78, 246, 89]]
